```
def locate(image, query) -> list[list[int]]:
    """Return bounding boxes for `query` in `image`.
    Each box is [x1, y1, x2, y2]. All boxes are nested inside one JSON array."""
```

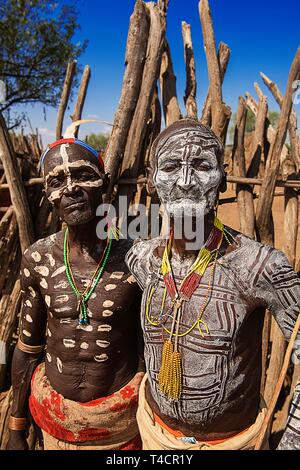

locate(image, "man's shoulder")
[[221, 227, 290, 283], [21, 231, 61, 266], [126, 237, 162, 262]]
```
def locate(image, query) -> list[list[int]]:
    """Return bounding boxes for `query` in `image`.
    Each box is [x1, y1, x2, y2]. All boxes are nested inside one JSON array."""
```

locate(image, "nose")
[[63, 179, 82, 197], [177, 161, 196, 190]]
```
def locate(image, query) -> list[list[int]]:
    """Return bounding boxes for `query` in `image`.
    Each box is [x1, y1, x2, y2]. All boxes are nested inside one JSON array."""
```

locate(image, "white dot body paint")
[[54, 306, 72, 313], [45, 295, 51, 307], [46, 353, 52, 363], [57, 357, 63, 373], [126, 275, 137, 284], [80, 342, 89, 350], [103, 300, 114, 308], [24, 268, 30, 278], [25, 314, 33, 323], [54, 280, 69, 289], [23, 330, 31, 337], [56, 295, 69, 304], [63, 339, 75, 348], [87, 309, 93, 318], [45, 253, 55, 266], [40, 278, 48, 289], [110, 272, 124, 280], [104, 284, 117, 291], [103, 310, 113, 317], [96, 340, 110, 348], [25, 300, 32, 307], [47, 328, 52, 337], [31, 252, 41, 262], [76, 324, 93, 332], [51, 265, 66, 278], [97, 325, 112, 332], [94, 354, 108, 363], [60, 318, 72, 324], [28, 286, 36, 298], [91, 293, 97, 299], [34, 266, 49, 277], [49, 312, 53, 319]]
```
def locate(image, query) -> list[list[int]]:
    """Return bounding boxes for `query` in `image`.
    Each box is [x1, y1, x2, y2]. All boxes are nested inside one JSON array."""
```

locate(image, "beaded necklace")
[[63, 228, 112, 325], [145, 217, 232, 401]]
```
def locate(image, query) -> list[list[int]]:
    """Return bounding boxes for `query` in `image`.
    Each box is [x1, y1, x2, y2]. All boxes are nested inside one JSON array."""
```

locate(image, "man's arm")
[[7, 250, 47, 450], [277, 379, 300, 450], [253, 249, 300, 449]]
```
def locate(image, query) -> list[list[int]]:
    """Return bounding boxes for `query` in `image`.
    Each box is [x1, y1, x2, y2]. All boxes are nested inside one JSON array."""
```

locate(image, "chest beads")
[[63, 224, 120, 326], [145, 217, 233, 401]]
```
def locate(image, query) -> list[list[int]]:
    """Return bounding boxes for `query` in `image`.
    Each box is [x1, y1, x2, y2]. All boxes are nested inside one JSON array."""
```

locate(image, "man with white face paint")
[[7, 138, 144, 450], [126, 118, 300, 450]]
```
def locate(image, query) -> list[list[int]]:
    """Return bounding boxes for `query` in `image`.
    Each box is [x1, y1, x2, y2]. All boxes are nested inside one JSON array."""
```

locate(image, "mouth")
[[64, 201, 87, 211]]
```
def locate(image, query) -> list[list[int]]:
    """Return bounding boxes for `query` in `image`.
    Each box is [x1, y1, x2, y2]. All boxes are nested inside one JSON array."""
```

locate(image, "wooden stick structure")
[[0, 0, 299, 451], [182, 21, 198, 119]]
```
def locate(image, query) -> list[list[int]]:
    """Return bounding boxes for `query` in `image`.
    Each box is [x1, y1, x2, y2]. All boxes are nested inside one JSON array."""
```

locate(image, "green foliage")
[[85, 133, 110, 151], [0, 0, 87, 127], [229, 109, 280, 142], [268, 110, 280, 128]]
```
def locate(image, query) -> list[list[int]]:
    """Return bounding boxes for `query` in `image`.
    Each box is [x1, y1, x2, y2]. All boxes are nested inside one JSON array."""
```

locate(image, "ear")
[[145, 166, 156, 196], [219, 166, 227, 194], [102, 173, 110, 194]]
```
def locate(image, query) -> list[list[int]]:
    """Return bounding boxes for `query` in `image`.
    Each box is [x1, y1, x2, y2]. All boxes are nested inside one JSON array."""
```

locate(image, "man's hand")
[[6, 430, 29, 450]]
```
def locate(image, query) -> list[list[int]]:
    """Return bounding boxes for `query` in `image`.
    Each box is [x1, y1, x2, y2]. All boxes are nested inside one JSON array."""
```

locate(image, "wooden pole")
[[232, 97, 255, 238], [260, 71, 300, 171], [199, 0, 231, 143], [55, 60, 77, 140], [201, 42, 231, 126], [160, 39, 181, 126], [71, 65, 91, 138], [182, 22, 198, 119], [256, 47, 300, 245], [117, 1, 167, 207], [104, 0, 150, 201], [245, 91, 289, 166], [0, 112, 34, 252]]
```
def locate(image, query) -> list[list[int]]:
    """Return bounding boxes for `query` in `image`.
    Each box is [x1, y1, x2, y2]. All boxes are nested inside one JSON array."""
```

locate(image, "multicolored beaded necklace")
[[145, 216, 232, 401], [63, 228, 112, 325]]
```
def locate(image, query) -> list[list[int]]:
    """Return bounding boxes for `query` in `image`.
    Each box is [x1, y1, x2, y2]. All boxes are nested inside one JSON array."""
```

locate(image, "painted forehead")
[[43, 143, 103, 176], [156, 129, 221, 159]]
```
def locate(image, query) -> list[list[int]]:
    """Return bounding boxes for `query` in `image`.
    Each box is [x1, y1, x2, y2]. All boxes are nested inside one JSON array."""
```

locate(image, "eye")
[[75, 170, 100, 181], [161, 162, 181, 172], [48, 177, 64, 188], [192, 159, 212, 171]]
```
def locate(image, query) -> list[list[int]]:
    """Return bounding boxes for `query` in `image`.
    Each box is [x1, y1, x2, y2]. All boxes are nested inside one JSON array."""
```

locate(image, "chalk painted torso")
[[20, 232, 141, 403], [126, 228, 300, 439]]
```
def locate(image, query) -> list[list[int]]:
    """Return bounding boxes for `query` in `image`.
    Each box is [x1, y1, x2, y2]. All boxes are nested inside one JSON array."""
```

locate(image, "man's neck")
[[170, 211, 215, 260], [67, 217, 104, 256]]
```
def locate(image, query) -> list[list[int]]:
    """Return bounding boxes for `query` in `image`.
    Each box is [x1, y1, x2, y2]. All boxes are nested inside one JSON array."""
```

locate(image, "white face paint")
[[103, 300, 114, 308], [153, 129, 223, 217], [44, 144, 104, 203]]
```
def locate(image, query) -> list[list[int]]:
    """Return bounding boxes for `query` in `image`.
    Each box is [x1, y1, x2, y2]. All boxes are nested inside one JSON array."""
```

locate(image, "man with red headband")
[[7, 138, 144, 450]]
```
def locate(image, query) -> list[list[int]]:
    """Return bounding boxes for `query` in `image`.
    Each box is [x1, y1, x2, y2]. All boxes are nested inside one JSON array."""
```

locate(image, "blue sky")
[[20, 0, 300, 146]]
